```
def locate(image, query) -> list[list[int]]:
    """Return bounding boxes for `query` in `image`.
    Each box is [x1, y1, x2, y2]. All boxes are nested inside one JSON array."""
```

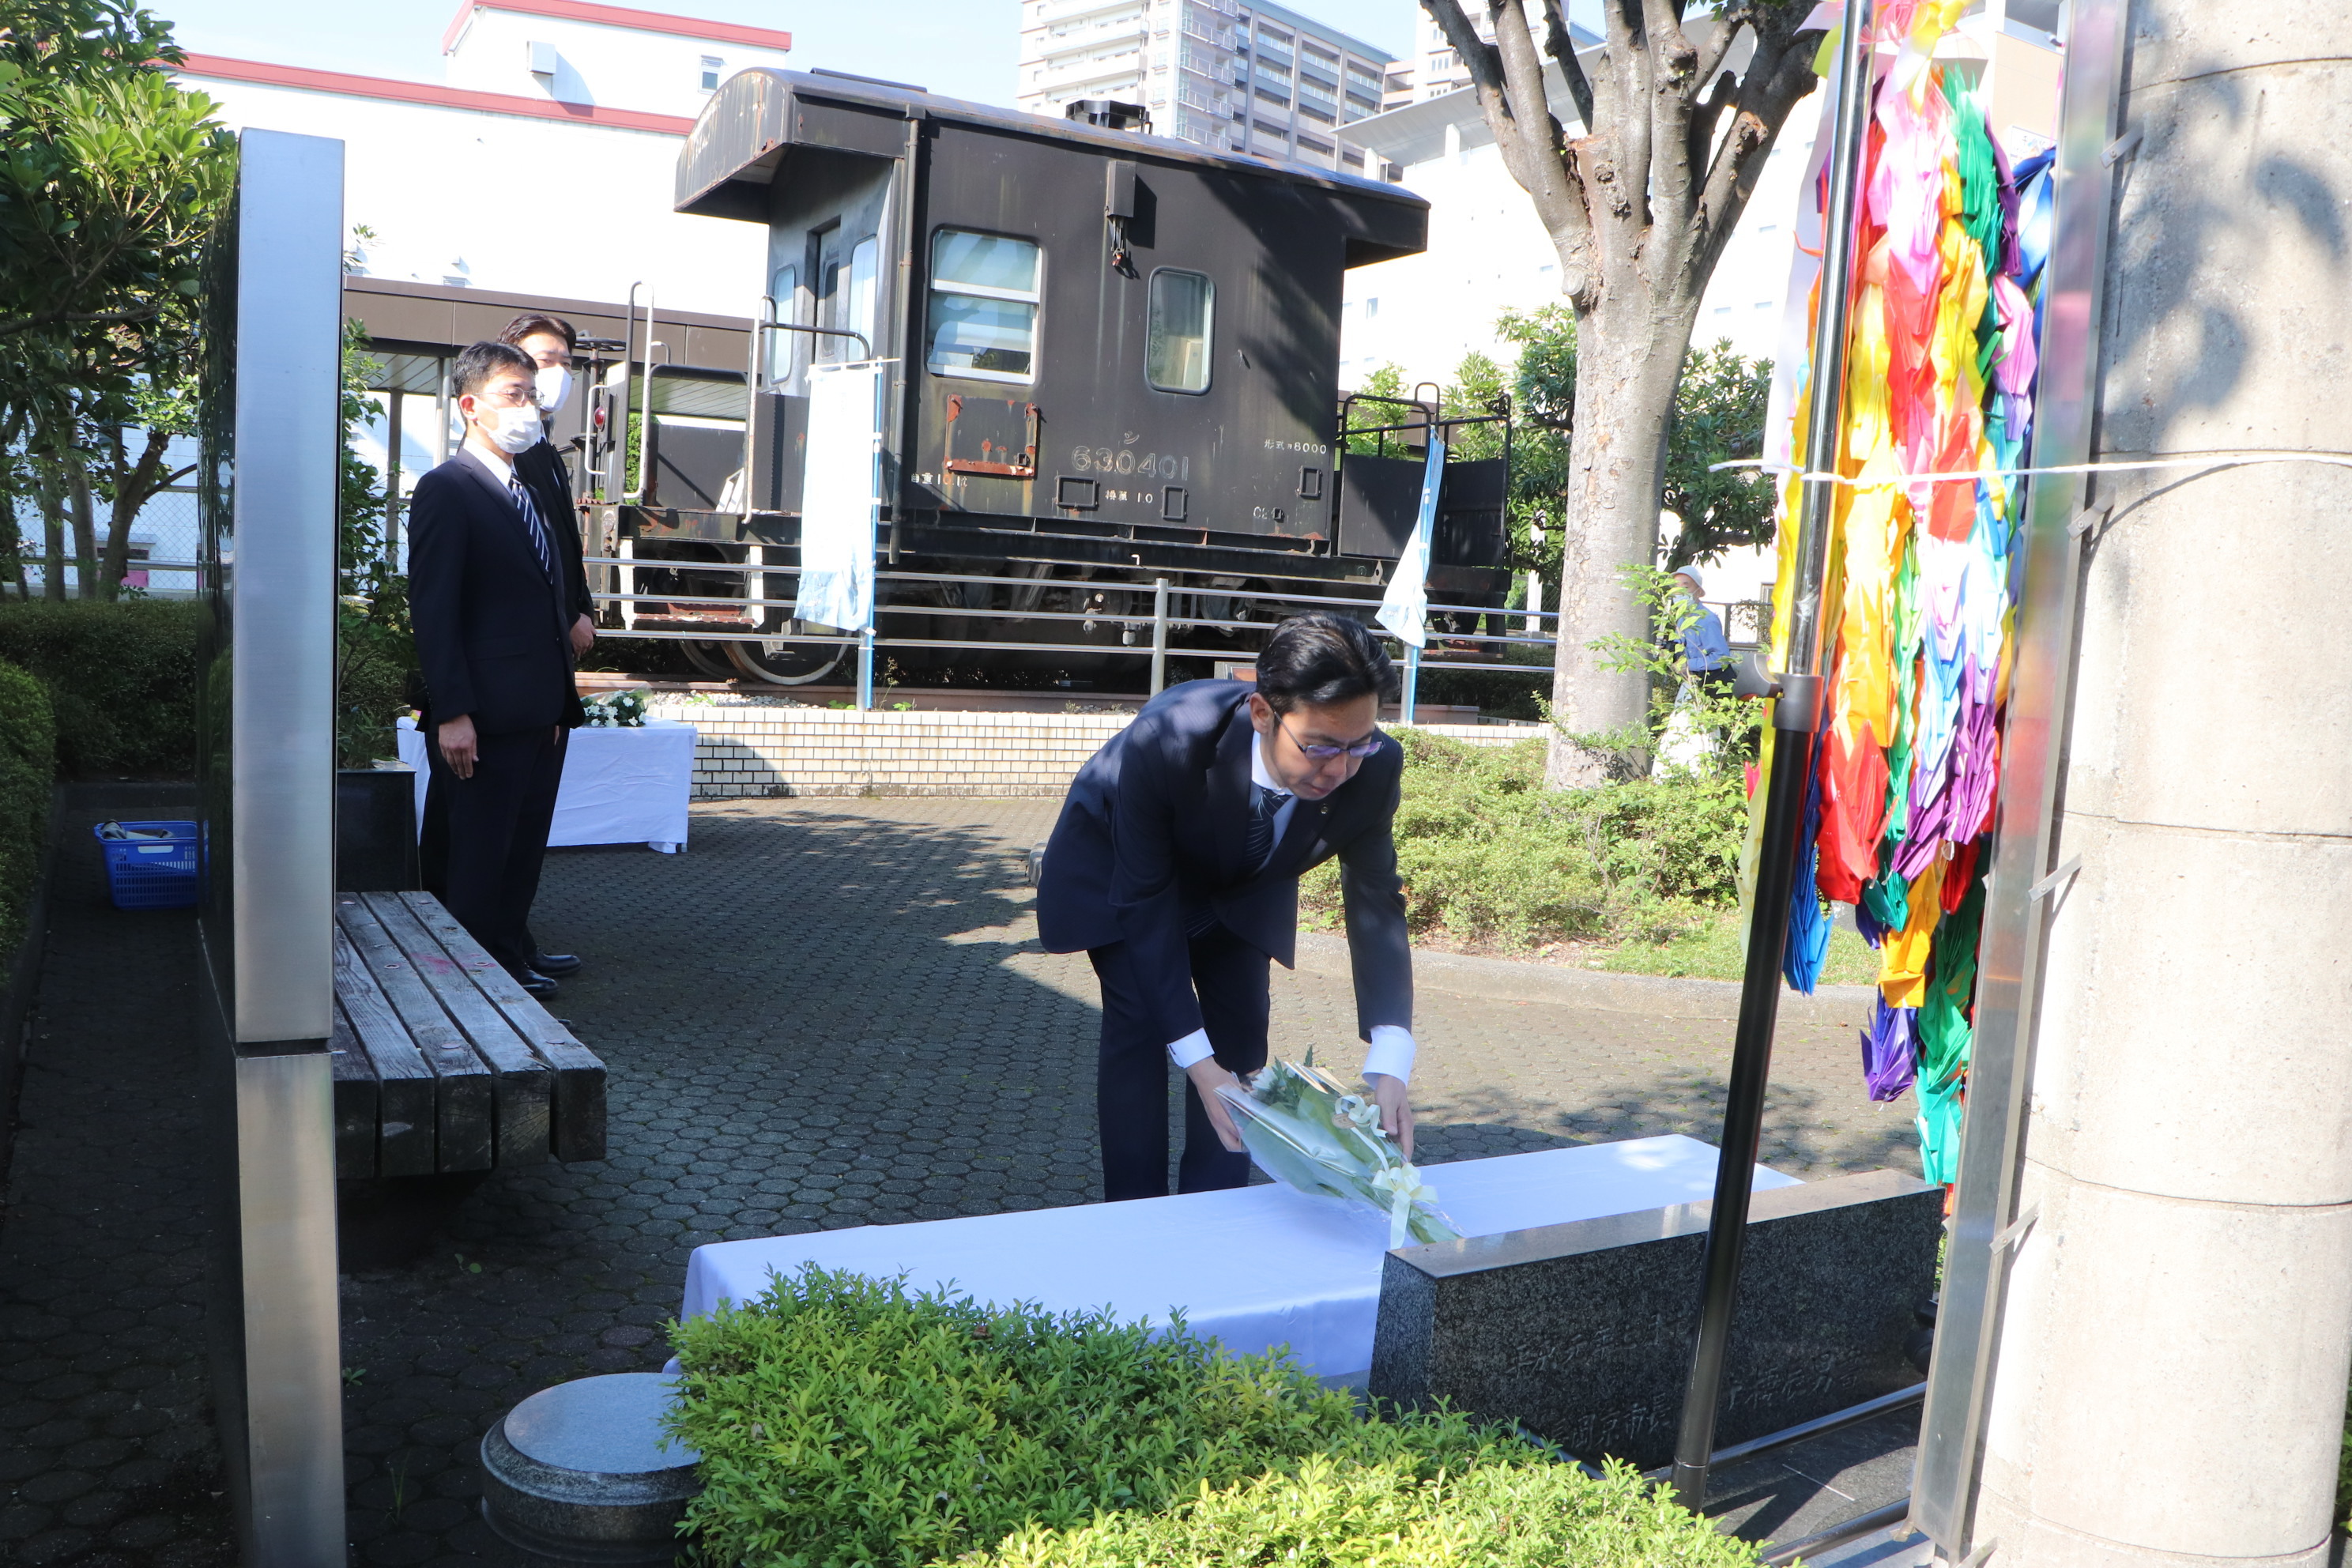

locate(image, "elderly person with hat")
[[1670, 564, 1736, 698]]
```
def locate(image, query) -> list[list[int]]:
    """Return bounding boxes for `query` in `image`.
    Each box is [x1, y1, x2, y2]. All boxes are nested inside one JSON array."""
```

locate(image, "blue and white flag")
[[795, 361, 885, 633], [1375, 435, 1446, 650]]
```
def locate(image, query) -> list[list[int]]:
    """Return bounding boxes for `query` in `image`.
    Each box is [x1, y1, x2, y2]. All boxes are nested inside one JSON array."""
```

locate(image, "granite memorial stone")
[[481, 1373, 703, 1566], [1369, 1167, 1941, 1468]]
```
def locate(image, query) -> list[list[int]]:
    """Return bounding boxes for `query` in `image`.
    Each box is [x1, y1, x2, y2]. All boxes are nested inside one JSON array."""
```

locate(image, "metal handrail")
[[580, 556, 1562, 624], [579, 552, 1766, 699]]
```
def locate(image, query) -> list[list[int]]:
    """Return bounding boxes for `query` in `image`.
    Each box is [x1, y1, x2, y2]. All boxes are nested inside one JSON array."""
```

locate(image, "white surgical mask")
[[486, 404, 542, 454], [533, 364, 573, 414]]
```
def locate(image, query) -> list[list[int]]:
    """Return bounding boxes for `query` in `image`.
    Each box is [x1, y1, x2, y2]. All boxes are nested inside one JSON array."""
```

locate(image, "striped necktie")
[[1242, 784, 1287, 874], [506, 472, 559, 587]]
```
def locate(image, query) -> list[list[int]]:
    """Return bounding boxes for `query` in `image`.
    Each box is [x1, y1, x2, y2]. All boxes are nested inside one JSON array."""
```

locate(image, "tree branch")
[[1536, 0, 1593, 128], [1422, 2, 1594, 293], [1687, 18, 1824, 287], [0, 303, 166, 337]]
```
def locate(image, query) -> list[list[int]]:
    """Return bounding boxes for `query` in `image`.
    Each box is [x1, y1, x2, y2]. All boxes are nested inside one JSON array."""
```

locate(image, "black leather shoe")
[[531, 951, 582, 976], [519, 971, 560, 1001]]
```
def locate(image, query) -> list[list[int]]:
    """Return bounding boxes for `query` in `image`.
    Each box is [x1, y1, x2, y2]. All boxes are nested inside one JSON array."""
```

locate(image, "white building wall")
[[443, 7, 792, 120]]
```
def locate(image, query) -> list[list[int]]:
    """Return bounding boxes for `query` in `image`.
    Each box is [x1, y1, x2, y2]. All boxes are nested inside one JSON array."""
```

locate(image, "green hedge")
[[0, 660, 58, 955], [0, 601, 201, 778], [667, 1268, 1760, 1568], [972, 1449, 1759, 1568]]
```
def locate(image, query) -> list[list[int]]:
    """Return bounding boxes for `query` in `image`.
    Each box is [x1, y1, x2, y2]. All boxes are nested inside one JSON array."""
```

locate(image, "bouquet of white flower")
[[581, 688, 649, 728], [1216, 1059, 1458, 1248]]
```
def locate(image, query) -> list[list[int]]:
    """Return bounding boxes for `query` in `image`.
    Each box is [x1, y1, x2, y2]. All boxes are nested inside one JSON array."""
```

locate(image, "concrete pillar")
[[1969, 6, 2352, 1564]]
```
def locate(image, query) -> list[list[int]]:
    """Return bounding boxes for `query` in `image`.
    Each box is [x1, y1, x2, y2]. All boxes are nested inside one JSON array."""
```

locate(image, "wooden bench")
[[330, 891, 607, 1178]]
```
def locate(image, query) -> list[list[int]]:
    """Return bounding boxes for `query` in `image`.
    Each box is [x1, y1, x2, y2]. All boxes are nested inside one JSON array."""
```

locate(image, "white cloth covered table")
[[678, 1136, 1797, 1379], [397, 716, 699, 853]]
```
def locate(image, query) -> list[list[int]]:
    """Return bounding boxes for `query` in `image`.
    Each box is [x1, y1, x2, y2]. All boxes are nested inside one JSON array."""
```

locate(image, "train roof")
[[676, 68, 1430, 268]]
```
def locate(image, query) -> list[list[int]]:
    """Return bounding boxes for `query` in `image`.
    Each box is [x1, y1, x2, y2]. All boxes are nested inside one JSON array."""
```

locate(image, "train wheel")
[[726, 635, 845, 686], [679, 640, 741, 681]]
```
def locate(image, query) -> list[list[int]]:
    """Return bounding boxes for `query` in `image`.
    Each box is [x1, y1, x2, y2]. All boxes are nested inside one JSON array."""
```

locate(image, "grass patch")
[[1303, 729, 1877, 985], [668, 1268, 1760, 1568], [1298, 732, 1744, 954], [1599, 909, 1883, 986]]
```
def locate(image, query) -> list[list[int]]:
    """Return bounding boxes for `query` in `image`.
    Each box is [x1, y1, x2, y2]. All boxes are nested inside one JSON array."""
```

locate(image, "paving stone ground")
[[1, 794, 1925, 1566], [0, 807, 234, 1568]]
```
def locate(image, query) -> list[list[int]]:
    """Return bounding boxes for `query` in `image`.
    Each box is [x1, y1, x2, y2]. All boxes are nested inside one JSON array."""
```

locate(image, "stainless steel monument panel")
[[197, 126, 350, 1567], [1910, 0, 2132, 1549], [227, 128, 339, 1046]]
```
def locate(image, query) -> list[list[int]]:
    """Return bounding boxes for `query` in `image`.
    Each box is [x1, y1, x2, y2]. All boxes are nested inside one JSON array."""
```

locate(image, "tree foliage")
[[1358, 307, 1773, 582], [0, 1, 232, 597]]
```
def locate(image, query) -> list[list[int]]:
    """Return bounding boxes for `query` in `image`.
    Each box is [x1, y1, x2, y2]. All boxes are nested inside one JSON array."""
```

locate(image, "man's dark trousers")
[[424, 722, 563, 978], [1091, 925, 1268, 1201]]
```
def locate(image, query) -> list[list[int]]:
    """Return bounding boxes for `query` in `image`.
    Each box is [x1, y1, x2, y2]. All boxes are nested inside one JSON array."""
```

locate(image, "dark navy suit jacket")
[[408, 450, 585, 737], [515, 436, 594, 624], [1037, 680, 1412, 1049]]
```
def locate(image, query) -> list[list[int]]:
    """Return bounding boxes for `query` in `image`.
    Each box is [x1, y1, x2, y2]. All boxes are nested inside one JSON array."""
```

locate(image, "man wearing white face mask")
[[499, 312, 596, 660], [408, 340, 586, 996]]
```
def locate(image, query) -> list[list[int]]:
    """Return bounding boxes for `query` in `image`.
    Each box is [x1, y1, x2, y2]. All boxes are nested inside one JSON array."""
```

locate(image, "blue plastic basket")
[[95, 820, 199, 910]]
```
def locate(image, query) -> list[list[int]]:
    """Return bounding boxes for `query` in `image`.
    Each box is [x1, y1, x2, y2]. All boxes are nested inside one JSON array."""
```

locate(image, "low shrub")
[[337, 597, 415, 768], [1301, 729, 1750, 953], [0, 600, 200, 778], [0, 660, 56, 954], [670, 1268, 1540, 1568], [669, 1268, 1759, 1568], [974, 1449, 1762, 1568]]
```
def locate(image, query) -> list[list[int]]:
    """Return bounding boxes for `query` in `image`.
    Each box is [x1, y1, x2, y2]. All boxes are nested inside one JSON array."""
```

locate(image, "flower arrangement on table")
[[1216, 1059, 1458, 1248], [579, 688, 648, 728]]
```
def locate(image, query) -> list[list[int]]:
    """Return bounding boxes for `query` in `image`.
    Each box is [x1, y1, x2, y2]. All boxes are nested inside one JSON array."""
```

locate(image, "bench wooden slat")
[[333, 922, 440, 1178], [397, 891, 608, 1163], [364, 893, 552, 1168], [329, 999, 379, 1180], [337, 899, 494, 1172]]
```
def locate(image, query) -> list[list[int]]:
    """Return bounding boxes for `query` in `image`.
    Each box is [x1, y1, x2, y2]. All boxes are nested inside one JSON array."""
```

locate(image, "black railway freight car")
[[594, 68, 1514, 688]]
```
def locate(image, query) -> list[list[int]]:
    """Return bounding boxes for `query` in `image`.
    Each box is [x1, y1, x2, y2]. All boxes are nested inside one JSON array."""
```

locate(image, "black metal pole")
[[1668, 0, 1877, 1512]]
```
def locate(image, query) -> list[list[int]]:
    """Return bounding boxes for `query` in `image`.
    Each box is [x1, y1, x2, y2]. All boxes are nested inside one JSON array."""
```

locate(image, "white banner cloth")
[[677, 1136, 1797, 1378], [794, 361, 885, 633], [398, 715, 698, 853], [1375, 436, 1447, 650]]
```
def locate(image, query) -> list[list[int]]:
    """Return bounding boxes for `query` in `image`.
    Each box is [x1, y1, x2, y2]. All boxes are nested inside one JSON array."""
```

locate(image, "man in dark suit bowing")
[[408, 340, 586, 997], [1038, 612, 1418, 1201]]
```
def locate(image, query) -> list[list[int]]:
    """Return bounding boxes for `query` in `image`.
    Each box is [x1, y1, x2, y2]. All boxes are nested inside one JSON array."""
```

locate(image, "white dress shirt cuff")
[[1166, 1028, 1216, 1071], [1363, 1025, 1415, 1085]]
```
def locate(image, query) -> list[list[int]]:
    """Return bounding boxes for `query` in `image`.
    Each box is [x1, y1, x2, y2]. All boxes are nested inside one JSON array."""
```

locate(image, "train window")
[[1145, 269, 1213, 394], [848, 237, 879, 356], [928, 229, 1040, 383], [766, 264, 798, 385]]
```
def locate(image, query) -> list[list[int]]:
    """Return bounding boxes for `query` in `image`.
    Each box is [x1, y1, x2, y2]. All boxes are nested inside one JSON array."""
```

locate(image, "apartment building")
[[1013, 0, 1394, 174]]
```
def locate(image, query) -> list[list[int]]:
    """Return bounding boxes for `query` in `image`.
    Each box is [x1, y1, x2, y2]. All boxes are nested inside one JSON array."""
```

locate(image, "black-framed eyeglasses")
[[1279, 714, 1382, 760]]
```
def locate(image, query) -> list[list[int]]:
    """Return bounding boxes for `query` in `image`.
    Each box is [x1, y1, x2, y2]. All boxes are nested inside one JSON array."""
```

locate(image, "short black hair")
[[1255, 612, 1396, 714], [452, 339, 538, 401], [498, 312, 577, 352]]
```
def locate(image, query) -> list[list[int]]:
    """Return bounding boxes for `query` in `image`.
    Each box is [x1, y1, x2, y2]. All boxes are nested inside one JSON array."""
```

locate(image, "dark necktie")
[[506, 472, 558, 587], [1242, 784, 1288, 874]]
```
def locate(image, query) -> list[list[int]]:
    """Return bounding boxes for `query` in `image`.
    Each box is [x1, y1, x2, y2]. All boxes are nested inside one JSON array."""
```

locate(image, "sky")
[[151, 0, 1432, 100]]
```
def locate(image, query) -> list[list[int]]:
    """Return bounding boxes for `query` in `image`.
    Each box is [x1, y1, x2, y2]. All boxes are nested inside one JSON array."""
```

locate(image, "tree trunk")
[[65, 462, 98, 600], [1543, 296, 1698, 787], [32, 466, 66, 602], [100, 427, 175, 601]]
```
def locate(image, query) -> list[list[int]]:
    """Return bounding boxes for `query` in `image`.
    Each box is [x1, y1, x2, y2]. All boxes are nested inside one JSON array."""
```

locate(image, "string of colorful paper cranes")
[[1758, 2, 2055, 1185]]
